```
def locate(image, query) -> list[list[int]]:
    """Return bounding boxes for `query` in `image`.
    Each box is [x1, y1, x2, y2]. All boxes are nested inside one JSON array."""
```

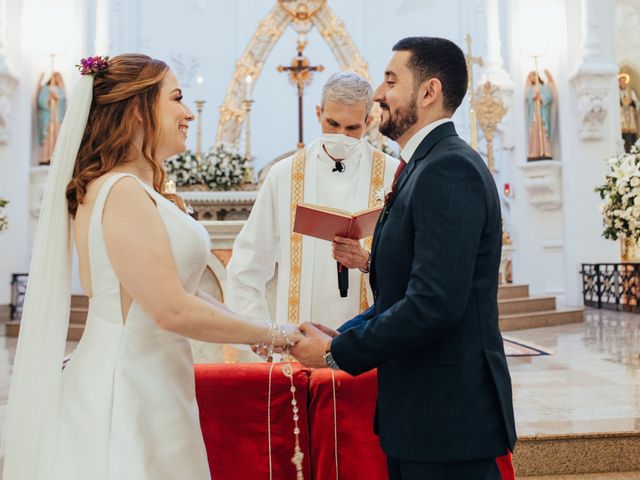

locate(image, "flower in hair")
[[76, 55, 110, 76]]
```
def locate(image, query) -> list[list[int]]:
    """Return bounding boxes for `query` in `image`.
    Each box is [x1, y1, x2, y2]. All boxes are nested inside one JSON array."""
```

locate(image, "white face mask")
[[321, 133, 361, 160]]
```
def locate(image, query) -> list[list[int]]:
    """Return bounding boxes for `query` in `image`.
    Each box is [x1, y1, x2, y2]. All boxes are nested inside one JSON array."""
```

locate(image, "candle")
[[195, 75, 204, 99], [245, 75, 252, 99]]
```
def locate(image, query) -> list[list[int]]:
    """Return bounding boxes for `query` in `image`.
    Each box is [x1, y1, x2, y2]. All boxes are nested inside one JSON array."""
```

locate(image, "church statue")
[[525, 69, 556, 160], [37, 71, 66, 165], [619, 72, 639, 152]]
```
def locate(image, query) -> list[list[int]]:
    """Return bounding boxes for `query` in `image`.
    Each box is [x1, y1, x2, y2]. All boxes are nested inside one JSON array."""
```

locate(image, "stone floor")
[[0, 307, 638, 458], [507, 308, 640, 437]]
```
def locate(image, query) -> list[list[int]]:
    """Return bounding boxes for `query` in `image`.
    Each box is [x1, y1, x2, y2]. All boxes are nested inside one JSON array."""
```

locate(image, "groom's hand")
[[291, 322, 332, 368], [310, 322, 339, 338]]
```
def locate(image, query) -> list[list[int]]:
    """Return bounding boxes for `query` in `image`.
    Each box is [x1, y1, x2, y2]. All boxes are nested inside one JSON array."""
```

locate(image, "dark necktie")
[[385, 158, 407, 205]]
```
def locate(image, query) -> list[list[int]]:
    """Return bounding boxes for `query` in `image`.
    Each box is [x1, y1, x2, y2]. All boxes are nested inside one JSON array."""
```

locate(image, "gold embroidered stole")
[[287, 148, 387, 324], [359, 149, 385, 312], [287, 149, 306, 325]]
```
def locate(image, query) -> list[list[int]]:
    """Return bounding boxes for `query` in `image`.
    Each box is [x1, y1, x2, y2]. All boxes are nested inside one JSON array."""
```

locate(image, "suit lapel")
[[369, 122, 459, 295]]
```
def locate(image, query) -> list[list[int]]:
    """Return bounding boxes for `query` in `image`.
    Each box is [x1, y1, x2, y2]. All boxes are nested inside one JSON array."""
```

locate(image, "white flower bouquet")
[[164, 144, 249, 191], [202, 144, 250, 191], [0, 198, 8, 233], [596, 142, 640, 241], [164, 150, 203, 187]]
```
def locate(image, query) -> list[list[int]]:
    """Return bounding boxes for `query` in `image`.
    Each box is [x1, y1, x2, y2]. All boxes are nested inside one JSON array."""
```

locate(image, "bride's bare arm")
[[102, 177, 298, 345], [196, 290, 233, 313]]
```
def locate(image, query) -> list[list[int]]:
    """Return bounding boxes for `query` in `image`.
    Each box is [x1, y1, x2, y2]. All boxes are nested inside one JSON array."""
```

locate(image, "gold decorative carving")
[[216, 1, 379, 149], [473, 81, 507, 173]]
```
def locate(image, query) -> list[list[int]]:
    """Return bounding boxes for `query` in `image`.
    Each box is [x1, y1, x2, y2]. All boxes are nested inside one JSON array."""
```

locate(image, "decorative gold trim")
[[215, 2, 378, 148], [287, 149, 306, 324], [473, 81, 507, 173], [359, 149, 386, 312]]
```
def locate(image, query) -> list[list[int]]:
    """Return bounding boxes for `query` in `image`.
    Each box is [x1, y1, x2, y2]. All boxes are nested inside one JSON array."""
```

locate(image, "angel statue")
[[37, 71, 66, 164], [525, 69, 557, 160]]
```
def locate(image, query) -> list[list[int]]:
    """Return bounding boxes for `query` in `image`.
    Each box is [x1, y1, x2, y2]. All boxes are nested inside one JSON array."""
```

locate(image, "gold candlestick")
[[194, 99, 206, 161]]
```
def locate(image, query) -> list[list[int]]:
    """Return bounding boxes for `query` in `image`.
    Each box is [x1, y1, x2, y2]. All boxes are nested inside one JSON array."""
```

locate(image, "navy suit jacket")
[[331, 122, 516, 462]]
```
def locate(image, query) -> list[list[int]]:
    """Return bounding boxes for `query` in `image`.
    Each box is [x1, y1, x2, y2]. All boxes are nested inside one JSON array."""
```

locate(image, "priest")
[[226, 72, 399, 330]]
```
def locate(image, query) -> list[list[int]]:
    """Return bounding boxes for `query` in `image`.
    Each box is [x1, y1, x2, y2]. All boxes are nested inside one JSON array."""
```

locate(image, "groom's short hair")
[[393, 37, 468, 114]]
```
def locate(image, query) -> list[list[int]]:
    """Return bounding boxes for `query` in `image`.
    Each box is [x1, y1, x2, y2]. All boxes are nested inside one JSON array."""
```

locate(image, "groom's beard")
[[378, 94, 418, 141]]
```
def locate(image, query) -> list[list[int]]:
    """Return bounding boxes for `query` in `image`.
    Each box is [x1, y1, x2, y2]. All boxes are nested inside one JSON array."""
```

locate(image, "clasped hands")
[[253, 322, 339, 369]]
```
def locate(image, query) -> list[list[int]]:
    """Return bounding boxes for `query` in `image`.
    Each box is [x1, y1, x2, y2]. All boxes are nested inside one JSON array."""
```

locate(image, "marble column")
[[570, 0, 618, 141], [0, 0, 18, 144]]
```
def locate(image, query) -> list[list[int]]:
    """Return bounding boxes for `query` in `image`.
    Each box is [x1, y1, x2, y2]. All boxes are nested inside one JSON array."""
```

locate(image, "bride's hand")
[[275, 324, 304, 347]]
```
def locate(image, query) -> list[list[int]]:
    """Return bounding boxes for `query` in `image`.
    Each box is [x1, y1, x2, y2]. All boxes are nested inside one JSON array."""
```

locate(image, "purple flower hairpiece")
[[76, 55, 110, 76]]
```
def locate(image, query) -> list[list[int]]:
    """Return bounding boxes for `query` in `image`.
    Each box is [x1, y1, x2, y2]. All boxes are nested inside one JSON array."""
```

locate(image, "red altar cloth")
[[309, 368, 387, 480], [195, 363, 311, 480], [195, 364, 515, 480]]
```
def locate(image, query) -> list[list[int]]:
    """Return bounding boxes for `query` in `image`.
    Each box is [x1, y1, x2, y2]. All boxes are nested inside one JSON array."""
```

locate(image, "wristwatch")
[[323, 351, 340, 370], [359, 250, 371, 274], [323, 340, 340, 370]]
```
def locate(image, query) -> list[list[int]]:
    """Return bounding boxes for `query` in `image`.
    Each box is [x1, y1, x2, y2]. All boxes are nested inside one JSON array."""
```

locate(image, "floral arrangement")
[[0, 198, 8, 233], [164, 144, 250, 191], [76, 55, 110, 76], [596, 142, 640, 241]]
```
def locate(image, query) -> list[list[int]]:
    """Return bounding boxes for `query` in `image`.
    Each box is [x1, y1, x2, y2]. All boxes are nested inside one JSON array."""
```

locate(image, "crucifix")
[[277, 47, 324, 149], [465, 33, 483, 150]]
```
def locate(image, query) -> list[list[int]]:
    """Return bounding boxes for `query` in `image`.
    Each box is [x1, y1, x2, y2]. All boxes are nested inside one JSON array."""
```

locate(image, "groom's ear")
[[418, 77, 442, 108]]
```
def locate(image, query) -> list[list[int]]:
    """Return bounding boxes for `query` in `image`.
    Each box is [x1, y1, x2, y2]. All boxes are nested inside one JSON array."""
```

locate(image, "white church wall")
[[506, 0, 619, 307], [0, 0, 90, 304], [561, 0, 619, 305], [3, 0, 624, 307], [0, 0, 30, 306], [96, 0, 484, 172]]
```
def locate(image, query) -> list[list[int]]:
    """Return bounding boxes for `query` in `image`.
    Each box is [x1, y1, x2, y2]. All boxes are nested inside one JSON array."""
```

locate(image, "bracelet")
[[359, 250, 371, 274]]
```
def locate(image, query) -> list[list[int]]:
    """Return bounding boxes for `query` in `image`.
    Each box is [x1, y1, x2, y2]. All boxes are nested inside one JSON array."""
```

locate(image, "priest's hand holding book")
[[294, 202, 379, 272], [332, 236, 371, 271]]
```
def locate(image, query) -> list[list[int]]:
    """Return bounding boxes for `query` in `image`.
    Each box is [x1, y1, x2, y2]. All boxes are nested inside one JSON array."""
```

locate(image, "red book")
[[293, 203, 383, 241]]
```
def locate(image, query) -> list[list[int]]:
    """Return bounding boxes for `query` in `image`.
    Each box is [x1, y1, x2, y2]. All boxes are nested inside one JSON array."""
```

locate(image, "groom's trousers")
[[386, 455, 501, 480]]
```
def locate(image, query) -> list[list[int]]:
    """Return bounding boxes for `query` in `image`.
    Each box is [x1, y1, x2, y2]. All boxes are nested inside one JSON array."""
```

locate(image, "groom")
[[292, 37, 516, 479]]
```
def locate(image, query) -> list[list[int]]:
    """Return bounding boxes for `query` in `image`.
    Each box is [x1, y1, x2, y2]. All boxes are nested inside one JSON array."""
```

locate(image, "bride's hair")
[[66, 53, 185, 216]]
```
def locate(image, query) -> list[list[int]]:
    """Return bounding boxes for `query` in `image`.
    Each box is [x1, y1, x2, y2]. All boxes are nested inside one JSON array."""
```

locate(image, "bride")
[[1, 53, 301, 480]]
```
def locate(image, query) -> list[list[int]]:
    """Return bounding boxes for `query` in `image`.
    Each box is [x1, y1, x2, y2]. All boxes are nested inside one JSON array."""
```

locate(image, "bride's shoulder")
[[86, 173, 154, 209]]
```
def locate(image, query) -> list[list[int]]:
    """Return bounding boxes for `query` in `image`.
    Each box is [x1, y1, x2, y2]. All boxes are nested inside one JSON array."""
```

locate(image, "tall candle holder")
[[242, 97, 255, 182], [194, 99, 206, 161]]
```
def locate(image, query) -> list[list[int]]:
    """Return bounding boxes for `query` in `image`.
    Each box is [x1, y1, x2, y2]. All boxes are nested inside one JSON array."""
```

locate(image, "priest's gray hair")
[[320, 72, 374, 115]]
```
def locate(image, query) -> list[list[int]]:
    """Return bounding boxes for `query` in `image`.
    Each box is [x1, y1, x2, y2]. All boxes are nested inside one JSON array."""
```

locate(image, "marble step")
[[498, 284, 530, 300], [499, 308, 584, 331], [71, 295, 89, 309], [5, 320, 84, 342], [520, 473, 640, 480], [5, 295, 89, 341], [498, 295, 556, 315], [514, 432, 640, 477]]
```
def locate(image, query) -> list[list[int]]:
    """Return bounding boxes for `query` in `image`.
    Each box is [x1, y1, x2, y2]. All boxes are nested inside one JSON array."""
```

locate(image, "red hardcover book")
[[293, 203, 383, 241]]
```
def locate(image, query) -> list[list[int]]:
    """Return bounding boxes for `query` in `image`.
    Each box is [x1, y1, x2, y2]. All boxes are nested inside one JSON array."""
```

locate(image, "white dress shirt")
[[400, 118, 452, 162]]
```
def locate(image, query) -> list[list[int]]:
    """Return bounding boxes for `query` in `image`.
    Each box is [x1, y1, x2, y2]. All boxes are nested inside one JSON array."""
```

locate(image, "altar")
[[194, 363, 515, 480], [180, 190, 258, 221]]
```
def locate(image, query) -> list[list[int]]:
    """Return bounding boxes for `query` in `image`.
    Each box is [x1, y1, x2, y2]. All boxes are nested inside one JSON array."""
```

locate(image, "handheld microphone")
[[337, 261, 349, 298]]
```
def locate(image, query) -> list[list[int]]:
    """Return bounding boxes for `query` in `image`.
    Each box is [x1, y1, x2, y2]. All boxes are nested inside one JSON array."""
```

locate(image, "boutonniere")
[[375, 187, 391, 206]]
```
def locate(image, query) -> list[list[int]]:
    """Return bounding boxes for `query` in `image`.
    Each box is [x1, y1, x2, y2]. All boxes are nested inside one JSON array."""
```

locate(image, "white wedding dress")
[[48, 173, 211, 479]]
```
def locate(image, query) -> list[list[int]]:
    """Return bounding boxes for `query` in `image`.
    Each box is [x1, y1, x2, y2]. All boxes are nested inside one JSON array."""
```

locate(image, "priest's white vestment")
[[226, 139, 398, 329]]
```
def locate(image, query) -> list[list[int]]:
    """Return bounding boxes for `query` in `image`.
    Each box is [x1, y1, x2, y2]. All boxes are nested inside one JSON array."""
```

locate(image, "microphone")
[[332, 161, 345, 173], [337, 261, 349, 298]]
